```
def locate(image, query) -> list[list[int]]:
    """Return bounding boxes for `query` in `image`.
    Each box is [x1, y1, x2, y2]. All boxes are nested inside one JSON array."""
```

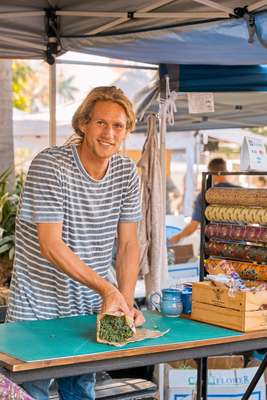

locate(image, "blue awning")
[[160, 64, 267, 92]]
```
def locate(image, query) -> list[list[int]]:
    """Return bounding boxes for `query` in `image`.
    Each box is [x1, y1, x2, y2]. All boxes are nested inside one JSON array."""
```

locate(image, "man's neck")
[[77, 145, 109, 180], [213, 176, 228, 185]]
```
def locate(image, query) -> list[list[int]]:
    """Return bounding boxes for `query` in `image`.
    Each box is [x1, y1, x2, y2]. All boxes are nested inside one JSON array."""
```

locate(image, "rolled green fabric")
[[205, 205, 267, 224], [205, 187, 267, 207]]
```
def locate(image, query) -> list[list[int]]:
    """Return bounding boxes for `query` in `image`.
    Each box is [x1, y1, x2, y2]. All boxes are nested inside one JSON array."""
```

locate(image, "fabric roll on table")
[[205, 258, 267, 282], [206, 240, 267, 264], [205, 205, 267, 225], [205, 223, 267, 244], [205, 187, 267, 207]]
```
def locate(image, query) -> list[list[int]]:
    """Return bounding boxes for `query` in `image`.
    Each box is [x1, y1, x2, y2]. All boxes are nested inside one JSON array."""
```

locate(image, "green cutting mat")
[[0, 311, 241, 362]]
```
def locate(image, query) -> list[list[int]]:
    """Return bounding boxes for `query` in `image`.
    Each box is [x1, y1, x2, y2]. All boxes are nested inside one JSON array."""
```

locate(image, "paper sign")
[[240, 136, 267, 171], [187, 93, 215, 114]]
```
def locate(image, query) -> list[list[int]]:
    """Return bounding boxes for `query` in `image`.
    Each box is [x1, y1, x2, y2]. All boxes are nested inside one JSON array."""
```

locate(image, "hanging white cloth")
[[137, 114, 167, 295]]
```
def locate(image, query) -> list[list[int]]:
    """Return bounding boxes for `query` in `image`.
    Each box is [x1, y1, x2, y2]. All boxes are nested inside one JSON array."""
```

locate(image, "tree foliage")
[[251, 127, 267, 137], [12, 61, 36, 111], [12, 61, 79, 112]]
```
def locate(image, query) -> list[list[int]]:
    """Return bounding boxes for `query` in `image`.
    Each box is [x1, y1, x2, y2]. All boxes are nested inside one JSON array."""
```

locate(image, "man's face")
[[80, 100, 128, 161]]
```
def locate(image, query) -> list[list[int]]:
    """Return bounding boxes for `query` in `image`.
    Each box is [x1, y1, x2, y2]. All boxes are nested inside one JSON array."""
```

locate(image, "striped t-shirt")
[[7, 145, 142, 321]]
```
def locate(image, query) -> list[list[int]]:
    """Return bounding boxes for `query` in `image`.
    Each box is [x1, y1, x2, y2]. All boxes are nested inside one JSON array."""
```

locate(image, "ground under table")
[[0, 311, 266, 399]]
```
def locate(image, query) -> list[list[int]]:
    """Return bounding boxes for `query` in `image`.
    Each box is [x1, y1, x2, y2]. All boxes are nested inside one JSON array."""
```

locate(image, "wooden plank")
[[191, 302, 267, 332], [192, 282, 267, 312]]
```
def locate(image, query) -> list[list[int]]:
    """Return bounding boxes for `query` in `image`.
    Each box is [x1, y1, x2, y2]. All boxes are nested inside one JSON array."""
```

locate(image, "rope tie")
[[159, 75, 178, 125]]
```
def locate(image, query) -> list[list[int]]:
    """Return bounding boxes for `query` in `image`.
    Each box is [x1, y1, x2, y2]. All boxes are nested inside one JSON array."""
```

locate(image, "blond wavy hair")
[[65, 86, 136, 145]]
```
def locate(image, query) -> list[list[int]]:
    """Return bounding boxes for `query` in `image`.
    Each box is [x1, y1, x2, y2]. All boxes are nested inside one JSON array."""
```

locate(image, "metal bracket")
[[45, 8, 61, 65], [127, 11, 135, 19]]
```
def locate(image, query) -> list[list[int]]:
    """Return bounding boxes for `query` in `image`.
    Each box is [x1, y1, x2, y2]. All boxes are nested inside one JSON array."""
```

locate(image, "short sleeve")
[[18, 149, 64, 223], [191, 192, 202, 223], [119, 164, 142, 222]]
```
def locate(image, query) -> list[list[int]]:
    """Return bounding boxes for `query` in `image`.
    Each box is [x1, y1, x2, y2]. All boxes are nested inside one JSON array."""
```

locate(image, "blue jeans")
[[21, 373, 96, 400]]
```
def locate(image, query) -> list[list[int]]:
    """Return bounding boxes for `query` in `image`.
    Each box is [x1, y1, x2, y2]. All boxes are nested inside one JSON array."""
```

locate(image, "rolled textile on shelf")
[[205, 187, 267, 207], [205, 258, 267, 282], [205, 223, 267, 244], [205, 205, 267, 224], [206, 240, 267, 264]]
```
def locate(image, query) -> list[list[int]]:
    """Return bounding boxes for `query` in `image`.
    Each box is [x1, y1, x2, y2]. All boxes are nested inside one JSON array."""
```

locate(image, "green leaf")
[[0, 243, 11, 255], [9, 246, 15, 260], [0, 235, 14, 246]]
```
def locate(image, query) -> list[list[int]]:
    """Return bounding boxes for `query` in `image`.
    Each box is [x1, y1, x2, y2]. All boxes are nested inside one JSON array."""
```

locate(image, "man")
[[7, 86, 144, 400], [169, 158, 236, 245]]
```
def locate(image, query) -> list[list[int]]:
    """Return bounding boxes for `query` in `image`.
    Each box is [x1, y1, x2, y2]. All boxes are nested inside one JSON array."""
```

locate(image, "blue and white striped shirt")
[[7, 144, 142, 321]]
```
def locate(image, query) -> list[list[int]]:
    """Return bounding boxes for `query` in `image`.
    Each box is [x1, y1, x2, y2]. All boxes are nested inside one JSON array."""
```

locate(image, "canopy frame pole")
[[0, 36, 46, 50], [159, 103, 166, 216], [57, 11, 227, 19], [191, 0, 233, 13], [248, 1, 267, 12], [49, 63, 56, 146], [0, 11, 45, 18], [84, 0, 176, 35]]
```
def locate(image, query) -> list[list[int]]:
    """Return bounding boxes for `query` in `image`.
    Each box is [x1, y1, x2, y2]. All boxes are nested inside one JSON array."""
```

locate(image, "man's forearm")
[[170, 219, 199, 244], [40, 239, 113, 297], [116, 240, 140, 308]]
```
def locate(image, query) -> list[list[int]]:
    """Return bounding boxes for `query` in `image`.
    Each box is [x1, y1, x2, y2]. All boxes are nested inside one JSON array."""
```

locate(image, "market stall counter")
[[0, 311, 266, 400]]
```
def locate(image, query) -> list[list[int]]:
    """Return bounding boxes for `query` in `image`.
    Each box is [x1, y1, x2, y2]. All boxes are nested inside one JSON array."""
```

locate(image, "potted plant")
[[0, 169, 24, 308]]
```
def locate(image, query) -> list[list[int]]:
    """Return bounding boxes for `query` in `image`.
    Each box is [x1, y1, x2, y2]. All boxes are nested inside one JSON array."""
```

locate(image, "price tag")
[[187, 93, 215, 114], [240, 136, 267, 171]]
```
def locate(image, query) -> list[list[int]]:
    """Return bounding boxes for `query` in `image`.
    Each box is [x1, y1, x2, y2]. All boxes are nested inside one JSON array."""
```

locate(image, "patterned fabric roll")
[[205, 223, 267, 244], [205, 187, 267, 207], [206, 240, 267, 264], [205, 205, 267, 224], [205, 258, 267, 282]]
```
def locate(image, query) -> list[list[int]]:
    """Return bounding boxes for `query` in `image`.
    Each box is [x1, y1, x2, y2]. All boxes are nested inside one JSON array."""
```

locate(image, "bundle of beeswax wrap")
[[97, 312, 169, 347], [205, 258, 267, 282], [205, 223, 267, 244], [205, 205, 267, 224], [205, 187, 267, 207], [206, 240, 267, 264]]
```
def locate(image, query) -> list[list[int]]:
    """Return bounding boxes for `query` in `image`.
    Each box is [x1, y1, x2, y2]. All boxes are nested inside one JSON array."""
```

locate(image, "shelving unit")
[[199, 171, 267, 281]]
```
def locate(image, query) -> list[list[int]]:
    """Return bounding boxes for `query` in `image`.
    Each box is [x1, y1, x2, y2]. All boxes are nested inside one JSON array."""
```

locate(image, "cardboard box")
[[165, 366, 266, 400], [191, 281, 267, 332], [169, 244, 194, 264], [168, 355, 244, 370]]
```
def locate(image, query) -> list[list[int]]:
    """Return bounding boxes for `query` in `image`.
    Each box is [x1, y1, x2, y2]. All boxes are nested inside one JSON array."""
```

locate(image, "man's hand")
[[131, 307, 145, 327], [101, 286, 131, 317]]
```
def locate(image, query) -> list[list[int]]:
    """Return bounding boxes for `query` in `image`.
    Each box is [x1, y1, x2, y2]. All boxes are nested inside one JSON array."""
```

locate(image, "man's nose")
[[103, 123, 115, 136]]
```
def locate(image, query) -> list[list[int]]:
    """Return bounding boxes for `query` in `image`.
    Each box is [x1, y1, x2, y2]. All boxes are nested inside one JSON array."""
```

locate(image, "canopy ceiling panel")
[[134, 91, 267, 131], [1, 1, 267, 64]]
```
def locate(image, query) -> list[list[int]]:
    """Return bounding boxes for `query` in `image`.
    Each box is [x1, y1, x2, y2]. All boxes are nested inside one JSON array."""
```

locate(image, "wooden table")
[[0, 311, 266, 400]]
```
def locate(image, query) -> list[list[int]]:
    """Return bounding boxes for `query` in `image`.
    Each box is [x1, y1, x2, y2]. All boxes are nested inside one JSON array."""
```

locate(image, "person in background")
[[6, 86, 144, 400], [168, 158, 236, 245]]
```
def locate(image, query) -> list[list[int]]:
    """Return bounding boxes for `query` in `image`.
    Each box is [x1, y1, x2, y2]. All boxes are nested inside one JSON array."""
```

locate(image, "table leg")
[[196, 357, 208, 400], [241, 352, 267, 400]]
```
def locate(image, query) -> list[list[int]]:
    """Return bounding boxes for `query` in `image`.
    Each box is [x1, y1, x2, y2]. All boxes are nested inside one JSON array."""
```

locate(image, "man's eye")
[[113, 124, 124, 130], [96, 120, 105, 127]]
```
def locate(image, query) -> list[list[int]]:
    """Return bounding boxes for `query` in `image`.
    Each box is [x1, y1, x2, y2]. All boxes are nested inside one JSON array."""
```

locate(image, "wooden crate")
[[191, 281, 267, 332]]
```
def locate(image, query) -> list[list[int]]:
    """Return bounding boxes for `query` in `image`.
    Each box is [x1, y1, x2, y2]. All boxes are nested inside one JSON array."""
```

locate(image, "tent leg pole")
[[160, 104, 166, 215], [49, 63, 56, 146]]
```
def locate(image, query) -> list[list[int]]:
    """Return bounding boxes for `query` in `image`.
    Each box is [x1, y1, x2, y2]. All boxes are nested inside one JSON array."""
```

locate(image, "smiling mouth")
[[98, 140, 114, 147]]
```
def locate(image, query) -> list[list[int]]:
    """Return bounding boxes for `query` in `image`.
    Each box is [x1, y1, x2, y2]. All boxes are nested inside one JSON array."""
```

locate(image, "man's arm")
[[168, 219, 199, 245], [37, 222, 131, 316], [115, 221, 144, 326]]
